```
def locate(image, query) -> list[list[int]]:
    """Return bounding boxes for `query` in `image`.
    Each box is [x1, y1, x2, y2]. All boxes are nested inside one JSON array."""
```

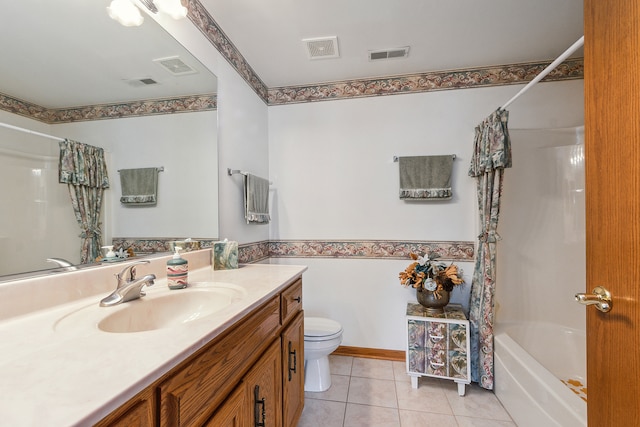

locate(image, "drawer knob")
[[293, 296, 301, 303]]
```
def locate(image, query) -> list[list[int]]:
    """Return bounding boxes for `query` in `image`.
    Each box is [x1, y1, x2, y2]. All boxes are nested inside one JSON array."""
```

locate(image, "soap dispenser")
[[167, 246, 188, 289]]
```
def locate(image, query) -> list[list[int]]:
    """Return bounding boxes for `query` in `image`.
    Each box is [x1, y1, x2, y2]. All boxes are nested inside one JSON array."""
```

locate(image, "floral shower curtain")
[[468, 108, 512, 390], [58, 139, 110, 264]]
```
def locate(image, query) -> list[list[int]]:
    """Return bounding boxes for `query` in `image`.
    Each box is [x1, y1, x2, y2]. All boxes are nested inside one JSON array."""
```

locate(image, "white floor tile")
[[297, 398, 345, 427], [351, 358, 395, 380], [392, 361, 411, 383], [395, 380, 453, 415], [347, 377, 398, 408], [444, 383, 512, 421], [304, 374, 349, 402], [399, 410, 459, 427], [456, 415, 518, 426], [329, 354, 353, 376], [344, 403, 400, 427], [297, 356, 516, 427]]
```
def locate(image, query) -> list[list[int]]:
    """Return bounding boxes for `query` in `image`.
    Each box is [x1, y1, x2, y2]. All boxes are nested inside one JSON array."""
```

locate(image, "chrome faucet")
[[46, 258, 78, 271], [100, 260, 156, 307]]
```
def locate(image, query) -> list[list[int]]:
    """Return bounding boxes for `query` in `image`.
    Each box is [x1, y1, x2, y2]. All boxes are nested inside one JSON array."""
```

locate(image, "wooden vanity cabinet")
[[159, 296, 280, 427], [282, 311, 304, 427], [94, 387, 155, 427], [244, 339, 283, 427], [96, 277, 305, 427]]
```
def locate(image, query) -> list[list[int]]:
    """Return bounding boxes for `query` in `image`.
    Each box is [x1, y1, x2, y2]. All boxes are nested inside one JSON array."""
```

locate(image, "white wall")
[[153, 14, 270, 245], [268, 80, 584, 350], [54, 111, 218, 240]]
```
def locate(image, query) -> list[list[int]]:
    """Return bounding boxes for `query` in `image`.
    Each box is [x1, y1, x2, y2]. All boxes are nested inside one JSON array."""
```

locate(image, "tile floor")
[[298, 355, 517, 427]]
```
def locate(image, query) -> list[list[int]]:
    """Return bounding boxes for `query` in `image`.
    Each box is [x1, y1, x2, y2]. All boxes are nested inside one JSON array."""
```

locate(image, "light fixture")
[[107, 0, 144, 27], [154, 0, 188, 19], [107, 0, 187, 27]]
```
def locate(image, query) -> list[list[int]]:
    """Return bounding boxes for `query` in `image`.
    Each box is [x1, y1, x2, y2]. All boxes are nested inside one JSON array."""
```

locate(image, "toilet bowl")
[[304, 317, 343, 392]]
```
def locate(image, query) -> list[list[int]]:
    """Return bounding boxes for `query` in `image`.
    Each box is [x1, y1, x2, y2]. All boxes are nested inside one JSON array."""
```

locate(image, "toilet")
[[304, 317, 344, 392]]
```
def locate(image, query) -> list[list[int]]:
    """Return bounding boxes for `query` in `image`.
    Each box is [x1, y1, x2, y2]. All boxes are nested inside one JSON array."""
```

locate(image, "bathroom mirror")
[[0, 1, 218, 280]]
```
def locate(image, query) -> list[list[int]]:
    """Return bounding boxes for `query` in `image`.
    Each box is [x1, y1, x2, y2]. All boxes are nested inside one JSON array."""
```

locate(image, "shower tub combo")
[[495, 127, 587, 426], [494, 322, 586, 427]]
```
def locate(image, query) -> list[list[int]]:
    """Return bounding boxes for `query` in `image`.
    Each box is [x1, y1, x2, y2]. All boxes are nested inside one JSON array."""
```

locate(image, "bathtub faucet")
[[575, 286, 612, 313]]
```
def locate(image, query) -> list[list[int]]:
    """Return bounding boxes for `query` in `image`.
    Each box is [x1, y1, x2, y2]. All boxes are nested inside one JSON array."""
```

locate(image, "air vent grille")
[[368, 47, 410, 61], [125, 78, 159, 87], [303, 36, 340, 60], [153, 56, 197, 75]]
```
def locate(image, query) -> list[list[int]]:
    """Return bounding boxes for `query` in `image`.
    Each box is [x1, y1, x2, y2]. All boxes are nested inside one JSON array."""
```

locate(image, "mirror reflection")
[[0, 1, 218, 279]]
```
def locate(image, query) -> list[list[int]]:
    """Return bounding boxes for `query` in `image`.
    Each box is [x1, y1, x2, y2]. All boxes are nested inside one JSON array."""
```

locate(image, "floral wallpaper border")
[[267, 58, 584, 105], [186, 1, 583, 105], [0, 93, 217, 124], [112, 238, 474, 264], [1, 0, 583, 123], [187, 0, 269, 101]]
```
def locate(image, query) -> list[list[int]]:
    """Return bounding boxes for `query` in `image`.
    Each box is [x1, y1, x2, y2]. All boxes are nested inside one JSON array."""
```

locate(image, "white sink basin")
[[54, 282, 247, 334]]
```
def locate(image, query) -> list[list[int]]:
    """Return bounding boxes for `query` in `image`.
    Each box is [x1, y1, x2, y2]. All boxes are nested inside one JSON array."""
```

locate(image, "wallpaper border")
[[112, 238, 475, 264], [186, 1, 583, 106], [0, 93, 217, 124]]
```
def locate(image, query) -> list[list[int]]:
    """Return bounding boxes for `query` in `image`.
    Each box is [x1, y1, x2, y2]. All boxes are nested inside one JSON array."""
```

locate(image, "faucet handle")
[[116, 260, 150, 286]]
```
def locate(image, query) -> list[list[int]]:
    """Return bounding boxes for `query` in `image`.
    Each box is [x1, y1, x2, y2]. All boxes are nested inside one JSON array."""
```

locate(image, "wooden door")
[[244, 339, 283, 427], [282, 312, 305, 427], [584, 0, 640, 425]]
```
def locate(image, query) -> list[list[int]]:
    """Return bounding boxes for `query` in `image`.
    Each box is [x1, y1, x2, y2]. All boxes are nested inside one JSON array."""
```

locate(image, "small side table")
[[405, 303, 471, 396]]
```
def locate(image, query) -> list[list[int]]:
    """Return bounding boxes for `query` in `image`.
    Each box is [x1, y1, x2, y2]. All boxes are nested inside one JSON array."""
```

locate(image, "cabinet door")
[[282, 311, 304, 427], [159, 297, 280, 427], [95, 388, 155, 427], [244, 339, 282, 427], [203, 384, 247, 427], [281, 278, 303, 325]]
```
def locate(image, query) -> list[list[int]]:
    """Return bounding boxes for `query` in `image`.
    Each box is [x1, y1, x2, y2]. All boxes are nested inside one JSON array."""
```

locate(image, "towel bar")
[[227, 168, 272, 184], [393, 155, 455, 162], [117, 166, 164, 173]]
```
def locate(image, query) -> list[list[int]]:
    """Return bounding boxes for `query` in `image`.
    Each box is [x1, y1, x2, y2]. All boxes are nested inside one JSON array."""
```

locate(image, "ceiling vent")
[[368, 46, 410, 61], [125, 78, 159, 87], [153, 56, 197, 75], [303, 36, 340, 60]]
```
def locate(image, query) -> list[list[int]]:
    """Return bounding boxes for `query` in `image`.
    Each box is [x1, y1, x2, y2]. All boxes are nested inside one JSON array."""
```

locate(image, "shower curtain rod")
[[0, 122, 65, 142], [500, 36, 584, 111]]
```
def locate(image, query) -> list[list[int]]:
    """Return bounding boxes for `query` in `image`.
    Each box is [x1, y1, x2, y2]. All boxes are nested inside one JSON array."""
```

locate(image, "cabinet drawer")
[[159, 297, 280, 427], [281, 278, 303, 325]]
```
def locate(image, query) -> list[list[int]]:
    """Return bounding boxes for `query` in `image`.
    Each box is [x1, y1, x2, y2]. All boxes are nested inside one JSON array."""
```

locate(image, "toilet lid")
[[305, 317, 343, 337]]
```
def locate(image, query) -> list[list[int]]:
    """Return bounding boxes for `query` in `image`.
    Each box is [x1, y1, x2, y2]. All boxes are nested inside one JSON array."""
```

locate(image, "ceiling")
[[0, 0, 583, 110], [0, 1, 216, 110], [203, 0, 584, 88]]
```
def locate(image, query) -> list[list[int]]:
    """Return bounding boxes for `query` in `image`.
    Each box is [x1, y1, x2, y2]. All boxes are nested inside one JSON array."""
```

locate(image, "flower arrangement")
[[399, 252, 464, 299]]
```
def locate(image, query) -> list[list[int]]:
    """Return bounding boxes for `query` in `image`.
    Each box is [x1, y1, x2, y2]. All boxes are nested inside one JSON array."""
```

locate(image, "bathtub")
[[494, 322, 587, 427]]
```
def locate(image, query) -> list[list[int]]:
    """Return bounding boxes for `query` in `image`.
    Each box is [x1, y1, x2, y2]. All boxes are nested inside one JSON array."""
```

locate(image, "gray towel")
[[119, 167, 158, 205], [244, 173, 270, 224], [399, 155, 454, 200]]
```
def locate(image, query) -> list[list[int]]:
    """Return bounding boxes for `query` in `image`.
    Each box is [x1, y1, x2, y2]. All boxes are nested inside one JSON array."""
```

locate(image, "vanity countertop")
[[0, 262, 306, 426]]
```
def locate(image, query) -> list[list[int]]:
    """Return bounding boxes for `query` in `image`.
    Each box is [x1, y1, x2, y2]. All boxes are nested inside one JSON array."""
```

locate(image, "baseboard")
[[332, 346, 405, 362]]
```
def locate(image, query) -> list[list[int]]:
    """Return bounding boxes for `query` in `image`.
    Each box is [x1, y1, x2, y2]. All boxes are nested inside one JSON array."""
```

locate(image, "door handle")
[[575, 286, 612, 313]]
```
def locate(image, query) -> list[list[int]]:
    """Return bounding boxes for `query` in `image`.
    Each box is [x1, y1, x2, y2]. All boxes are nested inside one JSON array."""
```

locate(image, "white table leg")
[[456, 382, 466, 396], [410, 375, 419, 389]]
